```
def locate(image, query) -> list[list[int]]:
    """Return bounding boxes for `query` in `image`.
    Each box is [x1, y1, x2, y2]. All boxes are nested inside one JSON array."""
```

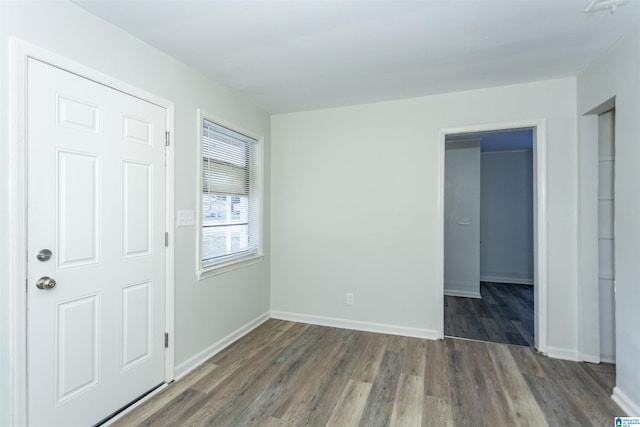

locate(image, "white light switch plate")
[[176, 210, 195, 227], [457, 216, 471, 225]]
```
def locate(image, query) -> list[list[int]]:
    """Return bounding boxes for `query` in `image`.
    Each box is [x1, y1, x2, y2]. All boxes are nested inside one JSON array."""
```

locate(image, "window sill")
[[197, 253, 264, 280]]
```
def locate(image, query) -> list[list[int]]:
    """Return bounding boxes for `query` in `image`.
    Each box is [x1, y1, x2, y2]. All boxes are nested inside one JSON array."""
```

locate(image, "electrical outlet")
[[346, 293, 354, 305]]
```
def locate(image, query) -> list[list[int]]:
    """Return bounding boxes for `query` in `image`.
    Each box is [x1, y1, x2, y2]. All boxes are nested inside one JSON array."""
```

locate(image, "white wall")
[[0, 2, 270, 424], [578, 28, 640, 415], [480, 150, 534, 285], [271, 77, 578, 349], [444, 140, 481, 298]]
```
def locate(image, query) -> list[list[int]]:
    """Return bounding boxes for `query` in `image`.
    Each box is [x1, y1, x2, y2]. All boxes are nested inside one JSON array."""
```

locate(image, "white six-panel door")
[[27, 58, 167, 426]]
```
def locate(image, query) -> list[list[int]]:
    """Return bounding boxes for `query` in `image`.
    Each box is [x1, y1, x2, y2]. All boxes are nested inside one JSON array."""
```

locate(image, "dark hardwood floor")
[[110, 319, 621, 426], [445, 282, 534, 346]]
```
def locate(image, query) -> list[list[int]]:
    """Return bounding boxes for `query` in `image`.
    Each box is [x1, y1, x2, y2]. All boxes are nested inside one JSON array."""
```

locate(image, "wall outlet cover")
[[346, 293, 354, 305]]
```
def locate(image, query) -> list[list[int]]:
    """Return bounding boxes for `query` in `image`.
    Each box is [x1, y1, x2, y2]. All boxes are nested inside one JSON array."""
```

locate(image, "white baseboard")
[[270, 310, 440, 340], [612, 386, 640, 416], [579, 352, 616, 364], [600, 354, 616, 364], [444, 280, 481, 298], [580, 352, 600, 364], [547, 346, 580, 361], [174, 311, 270, 380], [480, 275, 534, 285], [444, 289, 482, 299]]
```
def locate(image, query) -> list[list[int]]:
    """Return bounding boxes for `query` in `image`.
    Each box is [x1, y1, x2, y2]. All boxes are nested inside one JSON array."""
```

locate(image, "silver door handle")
[[36, 276, 56, 290]]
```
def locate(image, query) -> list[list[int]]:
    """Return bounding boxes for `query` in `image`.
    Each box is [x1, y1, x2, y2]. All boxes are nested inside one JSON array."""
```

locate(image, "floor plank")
[[422, 395, 453, 427], [423, 339, 451, 400], [487, 344, 548, 426], [110, 319, 621, 427], [358, 350, 403, 427], [326, 380, 371, 427], [389, 374, 423, 427], [582, 362, 616, 394], [446, 339, 487, 426], [445, 282, 534, 346], [286, 330, 369, 426], [112, 361, 218, 426], [351, 332, 388, 383]]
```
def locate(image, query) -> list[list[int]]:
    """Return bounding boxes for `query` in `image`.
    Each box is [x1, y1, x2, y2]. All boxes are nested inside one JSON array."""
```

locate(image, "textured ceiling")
[[74, 0, 640, 113]]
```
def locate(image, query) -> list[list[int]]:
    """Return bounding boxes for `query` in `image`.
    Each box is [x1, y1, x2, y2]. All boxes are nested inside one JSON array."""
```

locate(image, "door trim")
[[437, 119, 548, 354], [9, 38, 175, 426]]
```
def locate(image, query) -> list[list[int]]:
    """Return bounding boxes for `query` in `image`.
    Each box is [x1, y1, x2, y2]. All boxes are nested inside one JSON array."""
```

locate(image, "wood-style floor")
[[445, 282, 534, 346], [111, 319, 621, 427]]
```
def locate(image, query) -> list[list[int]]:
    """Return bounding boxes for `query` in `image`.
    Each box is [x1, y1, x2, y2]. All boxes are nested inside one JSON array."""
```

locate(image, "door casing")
[[8, 38, 175, 426], [437, 119, 548, 354]]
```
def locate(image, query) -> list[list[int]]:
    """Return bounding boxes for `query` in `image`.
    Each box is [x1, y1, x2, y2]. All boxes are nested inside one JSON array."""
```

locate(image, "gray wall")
[[272, 77, 579, 349], [444, 140, 481, 298], [0, 2, 271, 423], [578, 27, 640, 413], [480, 150, 534, 285]]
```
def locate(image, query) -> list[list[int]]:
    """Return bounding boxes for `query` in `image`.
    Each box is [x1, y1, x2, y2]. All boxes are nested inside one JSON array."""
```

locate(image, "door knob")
[[36, 276, 56, 290]]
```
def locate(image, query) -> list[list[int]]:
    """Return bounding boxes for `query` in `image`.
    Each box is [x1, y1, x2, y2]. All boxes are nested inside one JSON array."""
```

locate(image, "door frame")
[[8, 38, 175, 426], [578, 97, 616, 364], [437, 119, 548, 354]]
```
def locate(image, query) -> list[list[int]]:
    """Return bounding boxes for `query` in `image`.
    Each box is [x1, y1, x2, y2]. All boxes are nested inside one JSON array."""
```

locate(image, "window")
[[199, 113, 262, 275]]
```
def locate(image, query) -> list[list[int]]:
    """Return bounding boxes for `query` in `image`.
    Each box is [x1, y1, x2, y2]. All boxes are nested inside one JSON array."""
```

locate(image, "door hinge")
[[165, 131, 170, 146], [164, 332, 169, 348], [165, 232, 169, 247]]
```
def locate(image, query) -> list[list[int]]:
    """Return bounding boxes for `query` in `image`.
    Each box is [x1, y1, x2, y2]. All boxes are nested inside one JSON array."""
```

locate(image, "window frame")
[[196, 110, 263, 279]]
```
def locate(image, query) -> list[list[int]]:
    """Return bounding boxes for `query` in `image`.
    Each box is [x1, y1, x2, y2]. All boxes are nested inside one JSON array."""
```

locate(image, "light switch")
[[457, 216, 471, 225], [176, 210, 195, 227]]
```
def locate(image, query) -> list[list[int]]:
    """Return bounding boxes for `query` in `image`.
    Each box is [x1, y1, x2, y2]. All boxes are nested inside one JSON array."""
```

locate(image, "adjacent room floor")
[[110, 319, 621, 426], [444, 281, 534, 346]]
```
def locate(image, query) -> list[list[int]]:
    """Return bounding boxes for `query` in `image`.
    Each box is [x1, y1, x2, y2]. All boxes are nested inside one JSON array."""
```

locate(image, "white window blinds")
[[201, 118, 259, 267]]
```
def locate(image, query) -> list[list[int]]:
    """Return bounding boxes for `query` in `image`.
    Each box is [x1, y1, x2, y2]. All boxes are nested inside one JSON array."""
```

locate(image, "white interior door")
[[27, 58, 167, 427]]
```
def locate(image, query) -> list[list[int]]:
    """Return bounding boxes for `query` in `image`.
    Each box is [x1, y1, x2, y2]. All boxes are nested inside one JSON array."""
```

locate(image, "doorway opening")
[[577, 97, 617, 392], [443, 129, 534, 347], [587, 107, 617, 391], [439, 119, 547, 353], [596, 108, 616, 365]]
